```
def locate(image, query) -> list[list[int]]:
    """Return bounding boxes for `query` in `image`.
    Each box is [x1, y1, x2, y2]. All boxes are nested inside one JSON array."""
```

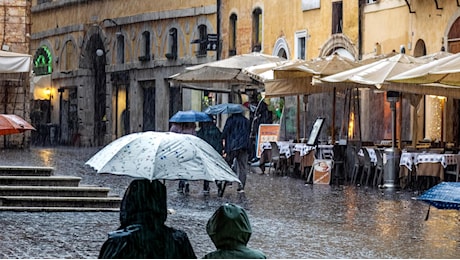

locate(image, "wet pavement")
[[0, 146, 459, 258]]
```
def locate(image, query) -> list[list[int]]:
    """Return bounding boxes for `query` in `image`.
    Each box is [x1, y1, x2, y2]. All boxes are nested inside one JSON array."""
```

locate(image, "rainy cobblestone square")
[[0, 146, 458, 258]]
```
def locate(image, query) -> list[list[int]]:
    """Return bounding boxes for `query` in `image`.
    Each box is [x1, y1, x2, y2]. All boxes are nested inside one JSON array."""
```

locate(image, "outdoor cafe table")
[[258, 142, 315, 175], [399, 152, 459, 188]]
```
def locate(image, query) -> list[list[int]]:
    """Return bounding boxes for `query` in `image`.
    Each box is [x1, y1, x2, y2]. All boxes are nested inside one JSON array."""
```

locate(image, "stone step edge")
[[0, 196, 122, 201], [0, 176, 81, 180], [0, 166, 55, 171], [0, 206, 120, 212], [0, 185, 111, 191]]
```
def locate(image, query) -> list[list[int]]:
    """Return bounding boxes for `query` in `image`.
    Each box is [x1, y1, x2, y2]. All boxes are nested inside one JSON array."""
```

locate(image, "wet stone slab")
[[0, 146, 458, 258]]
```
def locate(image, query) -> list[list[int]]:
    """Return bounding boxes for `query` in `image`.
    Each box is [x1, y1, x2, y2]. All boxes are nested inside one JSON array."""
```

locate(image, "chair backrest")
[[332, 145, 346, 161], [375, 148, 383, 166], [361, 148, 372, 166], [270, 142, 280, 157]]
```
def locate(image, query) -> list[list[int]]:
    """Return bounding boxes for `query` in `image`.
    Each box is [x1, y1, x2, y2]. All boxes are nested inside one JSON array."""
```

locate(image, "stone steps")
[[0, 196, 122, 208], [0, 185, 111, 197], [0, 166, 54, 176], [0, 176, 82, 187], [0, 166, 121, 212]]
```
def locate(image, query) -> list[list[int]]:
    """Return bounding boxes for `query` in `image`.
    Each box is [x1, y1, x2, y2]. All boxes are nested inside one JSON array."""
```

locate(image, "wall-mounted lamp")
[[96, 49, 104, 56], [45, 88, 53, 100]]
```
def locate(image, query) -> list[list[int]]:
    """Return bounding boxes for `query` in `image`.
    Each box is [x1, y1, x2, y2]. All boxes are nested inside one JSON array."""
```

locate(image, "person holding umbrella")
[[197, 115, 223, 195], [99, 179, 197, 259], [222, 111, 251, 193]]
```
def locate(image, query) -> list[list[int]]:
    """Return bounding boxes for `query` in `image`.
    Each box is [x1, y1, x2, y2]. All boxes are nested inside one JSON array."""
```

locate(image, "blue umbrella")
[[203, 103, 247, 115], [169, 110, 212, 123], [417, 182, 460, 220]]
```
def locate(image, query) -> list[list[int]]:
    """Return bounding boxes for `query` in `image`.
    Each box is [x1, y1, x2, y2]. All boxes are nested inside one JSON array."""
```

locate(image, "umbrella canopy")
[[321, 53, 426, 87], [0, 114, 35, 135], [418, 182, 460, 210], [169, 52, 286, 92], [387, 52, 460, 86], [85, 131, 241, 183], [169, 110, 211, 123], [203, 103, 247, 114]]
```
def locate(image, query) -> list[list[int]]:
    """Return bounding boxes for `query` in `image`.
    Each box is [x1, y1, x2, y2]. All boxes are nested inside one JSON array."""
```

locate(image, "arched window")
[[197, 24, 207, 56], [252, 8, 262, 52], [229, 13, 237, 56], [166, 28, 178, 59], [117, 34, 125, 64], [139, 31, 151, 61], [64, 40, 76, 71], [33, 46, 52, 75]]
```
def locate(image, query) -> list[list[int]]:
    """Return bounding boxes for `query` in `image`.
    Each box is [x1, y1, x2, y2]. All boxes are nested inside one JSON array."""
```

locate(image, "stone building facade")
[[0, 0, 32, 148], [25, 0, 460, 146], [30, 0, 218, 146]]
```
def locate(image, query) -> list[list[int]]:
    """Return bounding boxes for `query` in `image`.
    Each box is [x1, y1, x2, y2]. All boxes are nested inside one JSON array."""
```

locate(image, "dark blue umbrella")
[[169, 110, 212, 123], [203, 103, 247, 115], [417, 182, 460, 220]]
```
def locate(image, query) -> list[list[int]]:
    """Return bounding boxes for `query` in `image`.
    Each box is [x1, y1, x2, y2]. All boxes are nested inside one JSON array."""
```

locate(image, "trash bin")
[[383, 147, 400, 190]]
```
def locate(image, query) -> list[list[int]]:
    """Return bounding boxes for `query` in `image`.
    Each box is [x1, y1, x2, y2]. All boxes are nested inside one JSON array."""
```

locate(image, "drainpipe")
[[358, 0, 364, 60], [216, 0, 221, 61]]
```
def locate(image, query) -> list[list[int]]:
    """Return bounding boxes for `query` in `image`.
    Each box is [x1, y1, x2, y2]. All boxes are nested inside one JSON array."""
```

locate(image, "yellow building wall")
[[221, 0, 360, 60]]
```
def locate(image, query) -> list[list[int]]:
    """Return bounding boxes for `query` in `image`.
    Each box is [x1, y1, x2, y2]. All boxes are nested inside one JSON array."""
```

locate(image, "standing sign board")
[[256, 124, 280, 158]]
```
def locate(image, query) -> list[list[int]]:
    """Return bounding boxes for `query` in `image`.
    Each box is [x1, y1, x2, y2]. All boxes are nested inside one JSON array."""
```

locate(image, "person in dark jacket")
[[197, 118, 223, 194], [222, 112, 251, 193], [203, 203, 266, 259], [98, 179, 197, 259]]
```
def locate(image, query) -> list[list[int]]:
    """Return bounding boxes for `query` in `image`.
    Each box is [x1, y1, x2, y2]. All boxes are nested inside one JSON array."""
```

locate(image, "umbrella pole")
[[332, 88, 336, 144], [398, 93, 403, 149], [296, 95, 300, 142], [303, 95, 308, 139]]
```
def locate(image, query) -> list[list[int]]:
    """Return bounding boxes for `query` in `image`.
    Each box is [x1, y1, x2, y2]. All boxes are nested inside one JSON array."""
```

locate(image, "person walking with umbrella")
[[222, 111, 251, 193], [98, 179, 197, 259], [197, 115, 223, 195]]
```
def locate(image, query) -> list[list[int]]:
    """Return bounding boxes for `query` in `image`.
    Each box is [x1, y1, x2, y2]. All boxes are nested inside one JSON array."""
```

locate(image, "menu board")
[[256, 124, 280, 158]]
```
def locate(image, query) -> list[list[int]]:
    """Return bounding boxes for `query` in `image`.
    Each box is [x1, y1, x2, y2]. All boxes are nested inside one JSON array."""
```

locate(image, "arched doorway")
[[84, 32, 107, 146]]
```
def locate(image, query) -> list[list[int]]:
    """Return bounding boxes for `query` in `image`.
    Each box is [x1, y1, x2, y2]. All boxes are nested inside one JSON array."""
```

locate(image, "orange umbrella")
[[0, 114, 35, 135]]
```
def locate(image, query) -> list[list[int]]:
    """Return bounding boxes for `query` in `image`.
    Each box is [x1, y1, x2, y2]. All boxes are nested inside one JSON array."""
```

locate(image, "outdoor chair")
[[350, 146, 363, 185], [372, 148, 384, 187], [332, 145, 346, 185], [268, 142, 288, 176], [359, 148, 374, 186]]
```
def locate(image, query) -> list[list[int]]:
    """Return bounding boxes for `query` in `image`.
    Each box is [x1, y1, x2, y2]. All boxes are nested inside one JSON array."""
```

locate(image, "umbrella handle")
[[424, 205, 430, 221]]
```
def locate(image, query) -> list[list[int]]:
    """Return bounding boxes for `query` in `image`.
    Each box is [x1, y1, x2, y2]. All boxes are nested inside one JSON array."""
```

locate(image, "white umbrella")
[[388, 52, 460, 86], [86, 131, 241, 183]]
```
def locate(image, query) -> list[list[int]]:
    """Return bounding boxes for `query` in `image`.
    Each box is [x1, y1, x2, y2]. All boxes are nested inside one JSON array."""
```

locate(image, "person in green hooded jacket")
[[203, 203, 266, 259], [98, 179, 196, 259]]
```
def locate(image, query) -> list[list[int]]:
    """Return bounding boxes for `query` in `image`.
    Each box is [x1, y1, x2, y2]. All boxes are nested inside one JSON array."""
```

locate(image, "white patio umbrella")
[[169, 52, 286, 92], [388, 52, 460, 86]]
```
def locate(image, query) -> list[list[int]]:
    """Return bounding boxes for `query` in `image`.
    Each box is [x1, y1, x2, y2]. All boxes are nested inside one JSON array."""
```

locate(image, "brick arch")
[[318, 34, 358, 60]]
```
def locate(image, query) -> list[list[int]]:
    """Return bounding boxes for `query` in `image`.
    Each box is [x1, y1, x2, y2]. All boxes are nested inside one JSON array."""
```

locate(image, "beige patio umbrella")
[[321, 53, 428, 147], [388, 52, 460, 86], [169, 52, 287, 93]]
